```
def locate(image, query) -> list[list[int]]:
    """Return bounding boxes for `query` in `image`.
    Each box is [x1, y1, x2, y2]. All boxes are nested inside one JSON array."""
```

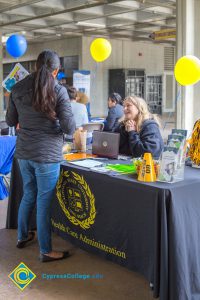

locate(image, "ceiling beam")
[[0, 0, 128, 27], [5, 2, 159, 33], [0, 0, 44, 14], [0, 0, 176, 45], [29, 28, 175, 45]]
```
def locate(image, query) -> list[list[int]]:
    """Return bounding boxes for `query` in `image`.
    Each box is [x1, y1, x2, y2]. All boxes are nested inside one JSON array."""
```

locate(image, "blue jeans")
[[17, 159, 60, 254]]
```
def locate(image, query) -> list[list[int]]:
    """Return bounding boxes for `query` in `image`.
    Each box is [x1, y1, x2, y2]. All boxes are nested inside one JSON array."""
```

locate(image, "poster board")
[[73, 70, 91, 99]]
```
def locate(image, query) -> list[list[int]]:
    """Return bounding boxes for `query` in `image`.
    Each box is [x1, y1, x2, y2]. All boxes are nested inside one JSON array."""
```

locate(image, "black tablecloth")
[[6, 158, 36, 229], [6, 158, 200, 300]]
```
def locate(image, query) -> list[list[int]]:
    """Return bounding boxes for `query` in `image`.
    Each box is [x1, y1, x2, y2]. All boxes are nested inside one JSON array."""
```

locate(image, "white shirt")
[[71, 102, 88, 128], [66, 101, 92, 139]]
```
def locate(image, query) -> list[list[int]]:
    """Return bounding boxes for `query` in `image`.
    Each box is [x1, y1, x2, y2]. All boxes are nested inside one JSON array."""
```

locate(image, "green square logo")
[[8, 262, 36, 291]]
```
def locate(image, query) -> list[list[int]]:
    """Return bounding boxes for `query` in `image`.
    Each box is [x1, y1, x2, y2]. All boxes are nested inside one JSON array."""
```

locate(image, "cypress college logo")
[[8, 262, 36, 290], [56, 170, 96, 229]]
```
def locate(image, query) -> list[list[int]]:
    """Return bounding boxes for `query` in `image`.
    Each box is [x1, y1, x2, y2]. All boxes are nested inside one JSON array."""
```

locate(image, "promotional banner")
[[73, 70, 91, 99]]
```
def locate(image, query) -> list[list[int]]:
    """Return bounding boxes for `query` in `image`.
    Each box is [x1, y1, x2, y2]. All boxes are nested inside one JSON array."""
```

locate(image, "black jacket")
[[6, 73, 76, 163], [115, 119, 164, 159], [104, 104, 124, 132]]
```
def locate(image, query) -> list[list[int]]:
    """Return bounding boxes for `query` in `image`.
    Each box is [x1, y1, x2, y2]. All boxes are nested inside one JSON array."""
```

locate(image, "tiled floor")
[[0, 229, 156, 300], [0, 195, 157, 300]]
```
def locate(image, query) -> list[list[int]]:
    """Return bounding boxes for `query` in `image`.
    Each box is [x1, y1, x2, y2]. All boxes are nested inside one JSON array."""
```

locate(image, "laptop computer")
[[92, 131, 120, 159]]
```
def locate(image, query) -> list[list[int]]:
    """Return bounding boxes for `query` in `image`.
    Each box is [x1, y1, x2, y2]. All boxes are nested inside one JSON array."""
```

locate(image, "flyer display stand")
[[158, 129, 187, 183]]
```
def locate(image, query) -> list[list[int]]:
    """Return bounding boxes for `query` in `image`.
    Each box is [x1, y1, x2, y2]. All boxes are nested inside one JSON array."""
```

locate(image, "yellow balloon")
[[174, 55, 200, 86], [90, 38, 112, 62]]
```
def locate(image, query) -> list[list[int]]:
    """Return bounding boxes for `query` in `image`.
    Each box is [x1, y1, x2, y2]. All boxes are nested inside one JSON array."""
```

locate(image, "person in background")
[[66, 86, 92, 144], [104, 92, 124, 132], [6, 49, 76, 262], [57, 71, 67, 85], [76, 90, 91, 121], [115, 95, 164, 159]]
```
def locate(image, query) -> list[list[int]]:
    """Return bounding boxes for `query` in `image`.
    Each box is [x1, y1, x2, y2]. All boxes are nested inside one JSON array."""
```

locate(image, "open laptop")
[[92, 131, 120, 159]]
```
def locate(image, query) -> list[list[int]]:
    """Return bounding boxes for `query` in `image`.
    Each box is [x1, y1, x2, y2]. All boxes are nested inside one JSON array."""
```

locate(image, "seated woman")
[[115, 96, 164, 159], [104, 93, 124, 132], [66, 86, 92, 144]]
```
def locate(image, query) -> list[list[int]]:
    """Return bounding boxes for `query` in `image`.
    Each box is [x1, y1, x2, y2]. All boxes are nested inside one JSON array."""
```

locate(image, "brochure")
[[63, 152, 97, 161], [2, 63, 29, 92], [106, 164, 137, 174], [158, 146, 185, 183], [167, 134, 187, 165], [158, 128, 188, 183], [68, 159, 104, 168], [167, 134, 185, 149], [172, 129, 188, 137]]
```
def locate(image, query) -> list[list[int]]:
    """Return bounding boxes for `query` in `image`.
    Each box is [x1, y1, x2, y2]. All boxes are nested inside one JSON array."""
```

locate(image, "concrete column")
[[176, 0, 194, 130], [0, 32, 4, 121], [193, 0, 200, 123], [176, 0, 200, 131]]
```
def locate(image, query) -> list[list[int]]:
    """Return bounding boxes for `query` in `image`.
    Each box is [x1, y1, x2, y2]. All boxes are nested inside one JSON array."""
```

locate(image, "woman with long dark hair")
[[6, 50, 76, 262]]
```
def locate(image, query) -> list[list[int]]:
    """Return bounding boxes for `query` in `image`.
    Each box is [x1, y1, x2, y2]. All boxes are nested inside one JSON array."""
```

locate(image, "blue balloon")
[[6, 35, 27, 58], [57, 72, 67, 80]]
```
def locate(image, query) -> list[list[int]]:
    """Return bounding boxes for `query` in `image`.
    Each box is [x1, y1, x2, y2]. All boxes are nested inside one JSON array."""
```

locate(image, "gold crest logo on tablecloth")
[[56, 170, 96, 229]]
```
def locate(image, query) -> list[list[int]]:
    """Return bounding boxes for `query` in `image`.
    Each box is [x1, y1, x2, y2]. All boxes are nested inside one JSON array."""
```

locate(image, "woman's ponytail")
[[33, 50, 60, 120]]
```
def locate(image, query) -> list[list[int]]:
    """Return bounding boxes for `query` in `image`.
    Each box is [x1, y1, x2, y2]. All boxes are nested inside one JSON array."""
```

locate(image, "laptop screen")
[[92, 131, 120, 159]]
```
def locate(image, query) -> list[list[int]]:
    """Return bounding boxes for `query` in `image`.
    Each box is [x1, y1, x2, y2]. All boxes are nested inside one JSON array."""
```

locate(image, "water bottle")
[[8, 126, 15, 136]]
